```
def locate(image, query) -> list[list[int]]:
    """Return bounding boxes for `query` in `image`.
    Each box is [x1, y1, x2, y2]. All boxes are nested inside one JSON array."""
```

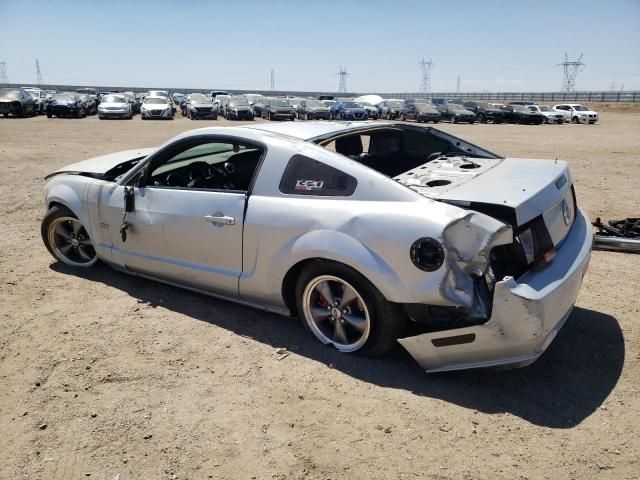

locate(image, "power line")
[[419, 58, 434, 96], [36, 58, 43, 85], [0, 61, 7, 83], [558, 53, 585, 92], [336, 66, 349, 94]]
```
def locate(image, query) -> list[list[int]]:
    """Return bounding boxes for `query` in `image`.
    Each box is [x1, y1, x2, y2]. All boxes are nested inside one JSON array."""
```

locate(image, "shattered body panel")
[[42, 122, 593, 372]]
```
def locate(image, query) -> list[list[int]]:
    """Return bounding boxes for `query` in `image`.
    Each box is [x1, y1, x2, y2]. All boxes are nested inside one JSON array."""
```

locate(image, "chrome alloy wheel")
[[48, 216, 97, 267], [302, 275, 371, 352]]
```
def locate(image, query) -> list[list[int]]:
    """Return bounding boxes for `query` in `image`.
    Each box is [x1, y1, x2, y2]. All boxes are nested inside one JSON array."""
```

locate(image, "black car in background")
[[436, 103, 476, 124], [297, 99, 330, 120], [500, 105, 544, 124], [378, 99, 404, 120], [46, 93, 86, 118], [184, 94, 218, 120], [76, 88, 101, 106], [463, 101, 505, 124], [78, 94, 98, 115], [400, 102, 441, 123], [225, 97, 254, 120], [262, 98, 295, 121], [0, 88, 37, 117]]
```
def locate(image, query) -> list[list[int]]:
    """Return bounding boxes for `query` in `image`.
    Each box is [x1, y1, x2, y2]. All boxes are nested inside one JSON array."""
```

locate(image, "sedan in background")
[[400, 102, 441, 123], [437, 104, 476, 124], [98, 94, 133, 119], [500, 105, 544, 125], [141, 96, 174, 120], [529, 105, 567, 124], [46, 93, 86, 118], [330, 100, 368, 120], [463, 101, 505, 124], [76, 87, 101, 106], [553, 104, 599, 124], [296, 99, 330, 120], [186, 94, 218, 120], [262, 98, 295, 121], [378, 99, 404, 120], [24, 87, 47, 114], [78, 94, 98, 115], [225, 97, 254, 120], [0, 88, 37, 117]]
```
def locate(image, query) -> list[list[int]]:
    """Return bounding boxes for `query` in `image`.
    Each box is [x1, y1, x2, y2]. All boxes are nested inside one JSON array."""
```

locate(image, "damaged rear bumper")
[[398, 208, 593, 373]]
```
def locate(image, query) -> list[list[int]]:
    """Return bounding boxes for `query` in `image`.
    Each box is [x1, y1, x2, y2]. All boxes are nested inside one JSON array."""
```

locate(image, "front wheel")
[[41, 205, 98, 268], [296, 261, 406, 357], [477, 113, 484, 123]]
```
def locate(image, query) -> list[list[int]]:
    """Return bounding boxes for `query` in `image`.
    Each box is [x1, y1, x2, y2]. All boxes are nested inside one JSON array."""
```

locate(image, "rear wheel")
[[296, 261, 406, 357], [41, 206, 98, 268], [572, 116, 579, 124], [477, 113, 484, 123]]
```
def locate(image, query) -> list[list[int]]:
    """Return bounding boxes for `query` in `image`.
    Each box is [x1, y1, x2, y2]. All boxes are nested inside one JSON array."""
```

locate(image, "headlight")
[[410, 237, 445, 272]]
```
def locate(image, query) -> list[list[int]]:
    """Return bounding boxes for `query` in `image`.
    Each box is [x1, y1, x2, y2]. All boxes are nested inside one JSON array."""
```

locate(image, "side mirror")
[[124, 186, 135, 212]]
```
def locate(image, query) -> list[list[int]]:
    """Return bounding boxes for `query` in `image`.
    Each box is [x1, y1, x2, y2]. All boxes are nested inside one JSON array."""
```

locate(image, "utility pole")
[[456, 76, 461, 94], [419, 58, 434, 97], [337, 66, 349, 94], [558, 53, 585, 92], [270, 69, 275, 90], [36, 58, 43, 85], [0, 61, 8, 83]]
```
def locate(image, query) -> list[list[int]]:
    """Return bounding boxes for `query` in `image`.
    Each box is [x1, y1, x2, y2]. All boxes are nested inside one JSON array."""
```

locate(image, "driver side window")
[[147, 140, 264, 192]]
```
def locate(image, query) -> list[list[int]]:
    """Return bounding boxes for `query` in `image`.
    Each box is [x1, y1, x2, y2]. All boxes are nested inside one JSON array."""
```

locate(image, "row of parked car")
[[0, 86, 600, 125]]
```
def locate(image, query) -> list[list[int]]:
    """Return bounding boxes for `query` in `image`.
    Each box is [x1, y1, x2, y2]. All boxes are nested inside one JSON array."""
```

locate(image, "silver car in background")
[[40, 122, 592, 373], [98, 94, 132, 119], [141, 96, 173, 119]]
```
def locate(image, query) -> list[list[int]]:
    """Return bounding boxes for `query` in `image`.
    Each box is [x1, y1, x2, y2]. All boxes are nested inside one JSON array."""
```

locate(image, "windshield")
[[322, 100, 336, 107], [415, 103, 437, 112], [103, 95, 126, 103], [229, 98, 249, 107], [0, 89, 21, 99], [52, 94, 74, 102], [342, 102, 360, 108], [513, 105, 529, 112], [474, 102, 493, 109], [387, 101, 403, 108], [149, 91, 168, 97], [144, 97, 167, 105], [76, 88, 97, 95], [306, 100, 325, 108], [538, 106, 553, 112], [270, 100, 289, 107], [573, 105, 589, 111], [449, 104, 467, 111]]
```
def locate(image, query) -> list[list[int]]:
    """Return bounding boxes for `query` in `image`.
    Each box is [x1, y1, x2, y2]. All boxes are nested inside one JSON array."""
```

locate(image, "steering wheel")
[[188, 161, 211, 182]]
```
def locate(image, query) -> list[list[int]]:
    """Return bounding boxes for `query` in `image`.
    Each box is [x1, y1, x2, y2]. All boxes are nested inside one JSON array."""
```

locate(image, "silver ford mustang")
[[40, 121, 593, 372]]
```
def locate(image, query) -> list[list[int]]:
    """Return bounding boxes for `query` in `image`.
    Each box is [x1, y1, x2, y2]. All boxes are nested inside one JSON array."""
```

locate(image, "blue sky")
[[1, 0, 639, 92]]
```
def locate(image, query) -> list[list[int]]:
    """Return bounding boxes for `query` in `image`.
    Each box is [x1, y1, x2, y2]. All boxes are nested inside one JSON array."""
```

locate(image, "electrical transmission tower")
[[558, 53, 585, 92], [270, 69, 275, 90], [337, 66, 349, 94], [35, 58, 43, 85], [419, 58, 433, 96], [0, 61, 8, 83], [456, 76, 461, 94]]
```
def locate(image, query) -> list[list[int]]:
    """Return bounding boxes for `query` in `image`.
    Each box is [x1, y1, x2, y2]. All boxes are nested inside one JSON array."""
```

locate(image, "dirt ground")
[[1, 111, 639, 480]]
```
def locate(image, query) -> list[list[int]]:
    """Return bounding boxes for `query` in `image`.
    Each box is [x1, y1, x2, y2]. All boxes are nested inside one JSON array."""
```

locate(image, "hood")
[[271, 106, 292, 112], [47, 148, 156, 178], [308, 106, 329, 112], [100, 102, 128, 109], [229, 105, 250, 111], [0, 98, 21, 103], [191, 101, 214, 108]]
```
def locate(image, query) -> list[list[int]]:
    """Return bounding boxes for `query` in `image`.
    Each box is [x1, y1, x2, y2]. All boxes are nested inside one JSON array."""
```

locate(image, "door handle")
[[204, 214, 235, 225]]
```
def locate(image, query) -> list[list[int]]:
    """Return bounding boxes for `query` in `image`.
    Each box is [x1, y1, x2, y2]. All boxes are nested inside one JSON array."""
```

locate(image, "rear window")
[[279, 155, 357, 197]]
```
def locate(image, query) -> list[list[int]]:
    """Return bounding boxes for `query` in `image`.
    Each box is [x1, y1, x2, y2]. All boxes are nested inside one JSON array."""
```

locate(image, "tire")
[[304, 112, 309, 121], [41, 205, 98, 268], [46, 112, 52, 118], [572, 116, 579, 124], [269, 112, 273, 121], [295, 261, 407, 357], [477, 113, 484, 124], [76, 108, 82, 119], [450, 116, 456, 124], [400, 113, 406, 121]]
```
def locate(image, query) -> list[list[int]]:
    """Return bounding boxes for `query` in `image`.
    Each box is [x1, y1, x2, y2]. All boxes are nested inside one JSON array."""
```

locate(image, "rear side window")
[[279, 155, 357, 196]]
